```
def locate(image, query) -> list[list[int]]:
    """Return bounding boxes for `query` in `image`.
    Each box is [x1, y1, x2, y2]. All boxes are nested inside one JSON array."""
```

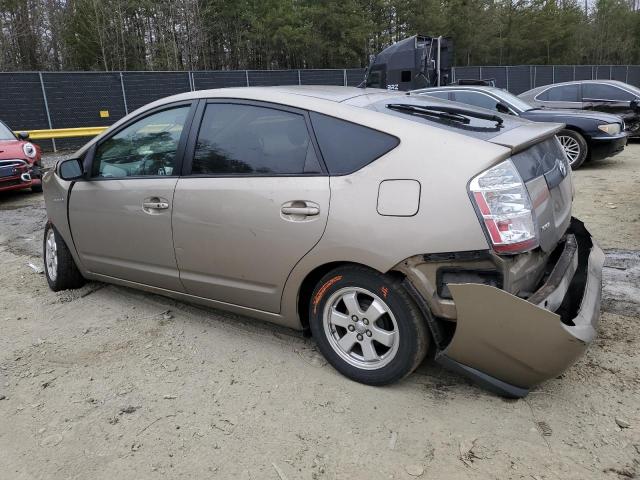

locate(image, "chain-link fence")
[[1, 65, 639, 150], [0, 69, 367, 150]]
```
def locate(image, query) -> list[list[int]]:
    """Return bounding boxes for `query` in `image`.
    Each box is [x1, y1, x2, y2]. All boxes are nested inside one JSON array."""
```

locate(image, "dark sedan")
[[519, 80, 640, 138], [412, 85, 627, 169]]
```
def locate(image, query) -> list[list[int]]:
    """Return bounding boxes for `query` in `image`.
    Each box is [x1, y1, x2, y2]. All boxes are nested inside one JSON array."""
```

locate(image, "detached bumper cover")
[[436, 218, 604, 397]]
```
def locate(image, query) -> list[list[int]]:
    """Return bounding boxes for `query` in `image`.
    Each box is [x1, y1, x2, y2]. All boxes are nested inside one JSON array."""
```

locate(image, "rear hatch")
[[357, 94, 572, 252], [489, 128, 572, 252]]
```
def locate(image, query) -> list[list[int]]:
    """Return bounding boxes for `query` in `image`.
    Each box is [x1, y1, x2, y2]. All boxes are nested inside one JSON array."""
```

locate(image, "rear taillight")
[[470, 159, 538, 254]]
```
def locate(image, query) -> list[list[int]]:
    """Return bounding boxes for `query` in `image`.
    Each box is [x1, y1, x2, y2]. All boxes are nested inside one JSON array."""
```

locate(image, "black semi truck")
[[364, 35, 454, 91]]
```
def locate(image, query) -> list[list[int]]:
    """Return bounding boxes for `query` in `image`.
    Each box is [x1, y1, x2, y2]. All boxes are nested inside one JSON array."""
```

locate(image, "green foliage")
[[0, 0, 639, 71]]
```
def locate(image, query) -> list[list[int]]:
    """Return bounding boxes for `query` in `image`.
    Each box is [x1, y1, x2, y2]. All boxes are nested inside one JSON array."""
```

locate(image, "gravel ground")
[[0, 146, 639, 479]]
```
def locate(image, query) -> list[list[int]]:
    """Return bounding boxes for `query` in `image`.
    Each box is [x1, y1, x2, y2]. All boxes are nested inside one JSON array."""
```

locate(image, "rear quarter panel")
[[280, 111, 512, 323]]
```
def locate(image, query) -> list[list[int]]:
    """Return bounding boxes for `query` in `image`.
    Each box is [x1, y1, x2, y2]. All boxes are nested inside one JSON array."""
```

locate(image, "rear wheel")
[[43, 223, 85, 291], [309, 265, 429, 385], [31, 183, 42, 193], [557, 129, 588, 169]]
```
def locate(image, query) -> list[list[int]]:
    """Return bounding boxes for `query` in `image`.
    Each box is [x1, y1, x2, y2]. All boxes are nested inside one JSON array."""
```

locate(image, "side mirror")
[[58, 158, 84, 181], [496, 102, 511, 114], [17, 131, 29, 140], [631, 99, 640, 112]]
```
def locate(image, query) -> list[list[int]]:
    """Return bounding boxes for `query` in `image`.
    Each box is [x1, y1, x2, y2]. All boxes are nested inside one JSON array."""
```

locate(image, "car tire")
[[309, 265, 430, 385], [557, 129, 588, 169], [31, 183, 43, 193], [43, 223, 86, 291]]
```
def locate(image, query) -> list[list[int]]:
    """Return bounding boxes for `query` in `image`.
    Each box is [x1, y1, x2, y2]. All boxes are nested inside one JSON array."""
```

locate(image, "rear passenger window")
[[423, 91, 450, 100], [309, 113, 399, 175], [192, 103, 322, 175], [537, 85, 580, 102], [582, 84, 634, 101], [452, 91, 499, 110]]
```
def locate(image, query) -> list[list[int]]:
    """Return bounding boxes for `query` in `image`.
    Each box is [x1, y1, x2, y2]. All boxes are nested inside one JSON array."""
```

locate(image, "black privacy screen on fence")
[[452, 65, 640, 94], [1, 65, 639, 150]]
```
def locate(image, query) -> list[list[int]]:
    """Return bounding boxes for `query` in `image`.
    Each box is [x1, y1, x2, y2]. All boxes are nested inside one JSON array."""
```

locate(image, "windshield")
[[0, 122, 16, 141], [493, 89, 536, 112]]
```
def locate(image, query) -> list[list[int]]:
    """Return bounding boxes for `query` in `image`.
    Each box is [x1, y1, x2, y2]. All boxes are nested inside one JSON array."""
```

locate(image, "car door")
[[582, 82, 638, 119], [69, 102, 195, 291], [172, 100, 330, 313]]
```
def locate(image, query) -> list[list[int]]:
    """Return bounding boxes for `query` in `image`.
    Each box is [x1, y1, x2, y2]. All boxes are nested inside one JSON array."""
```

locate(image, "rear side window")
[[309, 112, 399, 175], [452, 91, 498, 110], [537, 85, 580, 102], [192, 103, 322, 175], [582, 84, 635, 101], [423, 91, 450, 100]]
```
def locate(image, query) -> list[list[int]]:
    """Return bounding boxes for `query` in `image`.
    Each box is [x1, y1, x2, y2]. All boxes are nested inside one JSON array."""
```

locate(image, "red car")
[[0, 120, 43, 193]]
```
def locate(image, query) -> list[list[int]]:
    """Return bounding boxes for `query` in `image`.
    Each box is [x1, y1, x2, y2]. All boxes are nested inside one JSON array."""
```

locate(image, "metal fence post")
[[626, 65, 629, 83], [245, 70, 250, 87], [119, 72, 129, 115], [479, 66, 483, 80], [573, 65, 576, 81], [505, 66, 509, 91], [552, 66, 555, 83], [38, 72, 56, 152], [343, 69, 347, 86], [298, 70, 301, 85], [529, 65, 533, 90], [187, 71, 194, 91]]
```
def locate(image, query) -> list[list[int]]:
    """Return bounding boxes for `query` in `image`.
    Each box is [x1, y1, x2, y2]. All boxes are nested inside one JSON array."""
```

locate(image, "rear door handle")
[[281, 206, 319, 216], [143, 201, 169, 210]]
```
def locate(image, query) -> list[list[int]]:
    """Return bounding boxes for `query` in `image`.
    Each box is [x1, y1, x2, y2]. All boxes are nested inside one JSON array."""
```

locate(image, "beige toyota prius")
[[43, 86, 604, 397]]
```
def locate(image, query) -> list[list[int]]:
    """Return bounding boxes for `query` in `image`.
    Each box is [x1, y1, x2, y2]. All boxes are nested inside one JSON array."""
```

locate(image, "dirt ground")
[[0, 146, 639, 480]]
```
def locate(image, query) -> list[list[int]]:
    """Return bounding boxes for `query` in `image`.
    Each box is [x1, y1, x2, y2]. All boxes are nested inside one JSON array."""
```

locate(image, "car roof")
[[522, 79, 634, 95], [413, 85, 506, 95], [156, 85, 392, 104]]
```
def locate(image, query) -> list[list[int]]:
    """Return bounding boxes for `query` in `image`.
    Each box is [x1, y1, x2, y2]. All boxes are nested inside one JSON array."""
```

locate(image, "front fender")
[[42, 171, 86, 273]]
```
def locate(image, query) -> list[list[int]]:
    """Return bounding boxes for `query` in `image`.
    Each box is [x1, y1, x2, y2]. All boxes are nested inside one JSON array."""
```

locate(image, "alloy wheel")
[[322, 287, 399, 370], [557, 134, 581, 166], [45, 229, 58, 281]]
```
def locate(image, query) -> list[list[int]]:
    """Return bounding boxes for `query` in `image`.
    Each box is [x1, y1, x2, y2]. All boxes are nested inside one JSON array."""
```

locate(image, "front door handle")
[[281, 206, 319, 216], [143, 201, 169, 210], [281, 201, 321, 219]]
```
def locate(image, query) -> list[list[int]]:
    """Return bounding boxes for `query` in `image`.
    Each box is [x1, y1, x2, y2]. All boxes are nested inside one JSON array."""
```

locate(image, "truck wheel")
[[557, 129, 588, 169], [309, 265, 429, 385], [43, 223, 85, 291]]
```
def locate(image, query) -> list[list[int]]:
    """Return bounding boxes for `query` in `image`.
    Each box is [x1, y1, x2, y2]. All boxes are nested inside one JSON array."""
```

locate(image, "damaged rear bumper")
[[434, 218, 604, 398]]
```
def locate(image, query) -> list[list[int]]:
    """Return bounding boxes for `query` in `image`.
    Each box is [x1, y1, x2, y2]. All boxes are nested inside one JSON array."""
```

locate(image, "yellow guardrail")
[[15, 126, 108, 140]]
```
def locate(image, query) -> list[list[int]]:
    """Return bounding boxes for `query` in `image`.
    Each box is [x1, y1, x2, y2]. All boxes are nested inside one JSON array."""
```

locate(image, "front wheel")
[[309, 265, 430, 385], [43, 223, 86, 291], [557, 129, 588, 169]]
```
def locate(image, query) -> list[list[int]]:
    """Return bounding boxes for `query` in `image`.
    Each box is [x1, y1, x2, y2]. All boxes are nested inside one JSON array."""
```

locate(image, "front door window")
[[92, 106, 190, 178]]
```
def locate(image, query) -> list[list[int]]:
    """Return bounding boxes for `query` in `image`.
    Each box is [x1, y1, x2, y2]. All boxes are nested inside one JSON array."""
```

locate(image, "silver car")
[[43, 86, 604, 397]]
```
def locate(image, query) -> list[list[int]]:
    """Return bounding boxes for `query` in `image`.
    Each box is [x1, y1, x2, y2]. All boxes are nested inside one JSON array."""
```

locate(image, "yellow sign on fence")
[[99, 110, 110, 118]]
